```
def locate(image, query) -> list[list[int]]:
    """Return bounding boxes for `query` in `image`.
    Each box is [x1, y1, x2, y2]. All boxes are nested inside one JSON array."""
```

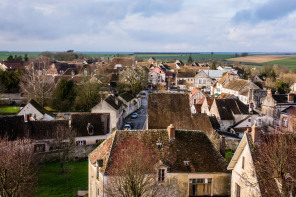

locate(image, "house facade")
[[88, 126, 230, 197], [118, 92, 141, 118], [91, 95, 123, 130], [149, 67, 166, 86], [18, 99, 54, 121]]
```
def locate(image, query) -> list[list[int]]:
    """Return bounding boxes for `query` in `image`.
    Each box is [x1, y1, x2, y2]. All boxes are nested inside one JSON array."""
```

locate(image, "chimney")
[[167, 124, 175, 141], [267, 88, 272, 95], [251, 123, 260, 143], [114, 96, 119, 106], [288, 93, 294, 104], [244, 128, 250, 134], [220, 135, 225, 157]]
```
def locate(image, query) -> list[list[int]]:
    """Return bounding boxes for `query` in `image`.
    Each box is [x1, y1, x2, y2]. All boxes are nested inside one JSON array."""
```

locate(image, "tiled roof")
[[0, 61, 25, 70], [206, 97, 215, 110], [0, 116, 25, 140], [148, 93, 214, 133], [70, 113, 110, 137], [215, 99, 249, 120], [110, 57, 135, 68], [177, 72, 196, 78], [246, 134, 281, 197], [223, 79, 249, 91], [209, 116, 220, 130], [90, 130, 228, 175], [218, 93, 236, 99], [194, 104, 202, 113]]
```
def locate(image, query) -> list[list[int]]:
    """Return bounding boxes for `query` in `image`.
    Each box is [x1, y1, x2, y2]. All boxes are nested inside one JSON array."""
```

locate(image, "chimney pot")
[[167, 124, 175, 141], [267, 89, 272, 95]]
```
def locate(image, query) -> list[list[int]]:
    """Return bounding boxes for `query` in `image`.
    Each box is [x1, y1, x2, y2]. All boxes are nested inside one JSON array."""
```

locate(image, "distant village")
[[0, 53, 295, 197]]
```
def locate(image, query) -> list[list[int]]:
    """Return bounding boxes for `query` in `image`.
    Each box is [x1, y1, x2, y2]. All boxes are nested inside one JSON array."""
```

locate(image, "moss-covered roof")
[[90, 129, 228, 175], [119, 92, 134, 102], [223, 79, 249, 91], [29, 99, 52, 116]]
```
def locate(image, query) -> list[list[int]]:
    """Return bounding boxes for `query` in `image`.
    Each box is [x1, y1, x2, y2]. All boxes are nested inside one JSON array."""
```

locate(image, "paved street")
[[122, 92, 147, 130]]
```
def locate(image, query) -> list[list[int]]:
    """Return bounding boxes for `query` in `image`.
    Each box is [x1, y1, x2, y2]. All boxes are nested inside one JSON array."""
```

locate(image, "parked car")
[[131, 113, 138, 119], [124, 123, 132, 130]]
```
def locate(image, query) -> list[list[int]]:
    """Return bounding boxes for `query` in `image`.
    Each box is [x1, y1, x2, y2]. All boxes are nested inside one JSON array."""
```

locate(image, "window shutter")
[[76, 141, 79, 146], [84, 140, 86, 145]]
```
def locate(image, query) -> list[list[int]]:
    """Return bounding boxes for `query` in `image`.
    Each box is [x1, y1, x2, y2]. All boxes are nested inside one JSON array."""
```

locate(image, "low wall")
[[36, 144, 98, 163], [225, 138, 240, 151]]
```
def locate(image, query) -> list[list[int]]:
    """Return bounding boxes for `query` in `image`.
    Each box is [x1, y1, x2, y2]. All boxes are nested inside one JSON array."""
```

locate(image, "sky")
[[0, 0, 296, 52]]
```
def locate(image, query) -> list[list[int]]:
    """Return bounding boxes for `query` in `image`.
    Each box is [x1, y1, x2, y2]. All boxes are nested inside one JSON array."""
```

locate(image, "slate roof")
[[203, 69, 237, 78], [148, 93, 214, 134], [70, 113, 110, 137], [215, 99, 250, 120], [89, 129, 228, 175], [206, 97, 215, 110], [63, 68, 78, 76], [218, 93, 236, 99], [177, 72, 196, 78], [281, 106, 296, 114], [217, 130, 240, 139], [223, 79, 249, 91], [105, 95, 123, 110], [53, 63, 76, 73], [29, 120, 69, 139], [119, 92, 134, 102]]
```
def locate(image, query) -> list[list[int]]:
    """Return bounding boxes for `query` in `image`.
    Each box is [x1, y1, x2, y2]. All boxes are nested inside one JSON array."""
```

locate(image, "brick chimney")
[[167, 124, 175, 141], [267, 88, 272, 95], [220, 135, 225, 157], [288, 93, 294, 104], [251, 123, 260, 143], [244, 128, 250, 134]]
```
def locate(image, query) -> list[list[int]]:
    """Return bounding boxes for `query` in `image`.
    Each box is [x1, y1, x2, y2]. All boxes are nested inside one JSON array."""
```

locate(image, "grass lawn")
[[0, 106, 20, 114], [225, 150, 234, 163], [265, 57, 296, 69], [36, 161, 88, 197]]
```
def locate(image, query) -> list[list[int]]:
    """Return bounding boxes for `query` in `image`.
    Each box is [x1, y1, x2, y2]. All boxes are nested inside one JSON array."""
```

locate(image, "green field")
[[0, 52, 40, 61], [265, 57, 296, 69], [36, 161, 88, 197], [134, 53, 235, 62], [0, 106, 20, 114]]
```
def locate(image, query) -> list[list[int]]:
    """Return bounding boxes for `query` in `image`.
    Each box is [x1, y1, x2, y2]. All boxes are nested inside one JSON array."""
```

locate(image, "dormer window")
[[156, 142, 162, 150], [87, 123, 94, 135], [184, 161, 190, 166]]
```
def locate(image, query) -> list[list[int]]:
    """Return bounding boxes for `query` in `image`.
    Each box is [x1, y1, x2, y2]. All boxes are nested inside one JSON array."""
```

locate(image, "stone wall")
[[225, 138, 240, 151], [36, 144, 98, 163]]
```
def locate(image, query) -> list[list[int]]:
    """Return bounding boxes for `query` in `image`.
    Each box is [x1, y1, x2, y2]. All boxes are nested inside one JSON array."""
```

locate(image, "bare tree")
[[0, 138, 39, 197], [19, 56, 55, 106], [253, 133, 296, 196], [104, 137, 178, 197]]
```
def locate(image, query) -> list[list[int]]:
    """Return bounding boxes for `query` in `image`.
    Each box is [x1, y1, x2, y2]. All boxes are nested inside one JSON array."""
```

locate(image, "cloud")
[[232, 0, 296, 24]]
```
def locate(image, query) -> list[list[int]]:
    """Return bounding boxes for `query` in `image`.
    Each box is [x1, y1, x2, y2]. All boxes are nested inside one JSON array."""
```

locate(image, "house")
[[290, 82, 296, 93], [194, 70, 215, 89], [201, 97, 215, 115], [219, 79, 265, 108], [176, 72, 196, 85], [253, 75, 264, 83], [147, 93, 214, 134], [110, 57, 136, 69], [88, 126, 230, 197], [91, 95, 123, 130], [209, 98, 253, 130], [46, 62, 77, 76], [227, 126, 262, 197], [175, 59, 184, 69], [227, 125, 290, 197], [279, 106, 296, 133], [229, 115, 262, 138], [149, 66, 166, 86], [148, 57, 156, 64], [261, 90, 296, 127], [118, 92, 141, 118], [18, 99, 54, 121], [0, 61, 25, 71], [189, 88, 205, 106], [213, 71, 240, 96]]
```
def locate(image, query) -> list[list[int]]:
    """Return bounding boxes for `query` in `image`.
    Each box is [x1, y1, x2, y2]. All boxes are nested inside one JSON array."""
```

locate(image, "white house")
[[91, 95, 123, 130], [118, 92, 141, 118], [18, 99, 54, 121]]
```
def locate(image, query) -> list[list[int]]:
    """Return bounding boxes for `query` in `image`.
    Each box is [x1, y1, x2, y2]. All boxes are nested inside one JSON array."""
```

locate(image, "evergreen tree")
[[187, 54, 193, 65]]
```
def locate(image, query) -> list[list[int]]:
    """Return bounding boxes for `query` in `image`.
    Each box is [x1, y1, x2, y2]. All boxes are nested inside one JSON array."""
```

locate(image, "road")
[[122, 92, 147, 130]]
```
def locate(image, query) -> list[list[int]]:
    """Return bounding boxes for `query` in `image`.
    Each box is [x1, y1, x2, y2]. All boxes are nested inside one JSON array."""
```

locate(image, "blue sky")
[[0, 0, 296, 52]]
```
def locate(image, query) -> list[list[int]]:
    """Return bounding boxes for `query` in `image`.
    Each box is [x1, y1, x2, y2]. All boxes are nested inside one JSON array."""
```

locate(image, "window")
[[203, 79, 206, 84], [235, 183, 241, 197], [194, 99, 196, 104], [199, 79, 202, 84], [242, 156, 245, 169], [87, 123, 94, 135], [158, 169, 165, 182], [189, 178, 212, 196], [248, 119, 251, 122], [97, 188, 100, 197], [34, 144, 45, 153], [76, 140, 86, 146]]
